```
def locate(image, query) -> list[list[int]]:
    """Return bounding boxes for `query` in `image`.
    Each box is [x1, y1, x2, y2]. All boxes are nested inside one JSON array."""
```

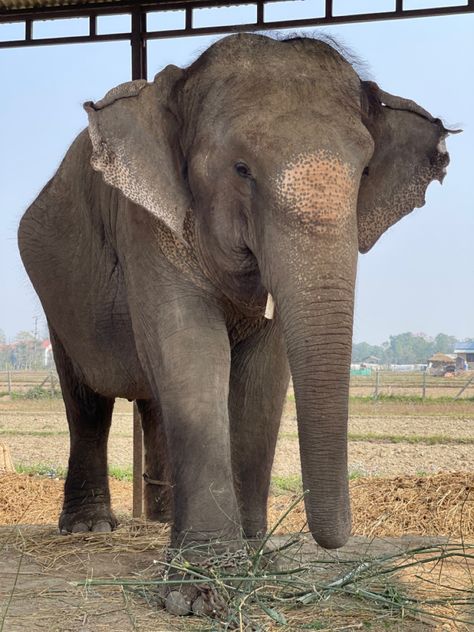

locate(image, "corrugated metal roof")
[[455, 342, 474, 352]]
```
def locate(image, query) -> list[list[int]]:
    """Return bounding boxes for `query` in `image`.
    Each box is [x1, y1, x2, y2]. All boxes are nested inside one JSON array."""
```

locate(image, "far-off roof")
[[429, 353, 456, 363]]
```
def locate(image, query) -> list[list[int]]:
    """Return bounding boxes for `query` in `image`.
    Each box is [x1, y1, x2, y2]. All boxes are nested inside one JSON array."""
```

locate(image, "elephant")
[[19, 32, 453, 576]]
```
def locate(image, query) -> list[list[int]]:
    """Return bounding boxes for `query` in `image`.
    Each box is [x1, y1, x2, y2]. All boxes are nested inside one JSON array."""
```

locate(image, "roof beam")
[[1, 1, 473, 50]]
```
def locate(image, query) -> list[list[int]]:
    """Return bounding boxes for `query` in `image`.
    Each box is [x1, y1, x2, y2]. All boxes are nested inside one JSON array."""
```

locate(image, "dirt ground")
[[1, 396, 473, 477], [1, 394, 473, 630]]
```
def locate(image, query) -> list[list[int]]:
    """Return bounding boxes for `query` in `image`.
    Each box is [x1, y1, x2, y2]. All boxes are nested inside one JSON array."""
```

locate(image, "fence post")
[[49, 370, 54, 396], [7, 369, 11, 395], [132, 402, 144, 518], [422, 370, 426, 400], [373, 370, 379, 399]]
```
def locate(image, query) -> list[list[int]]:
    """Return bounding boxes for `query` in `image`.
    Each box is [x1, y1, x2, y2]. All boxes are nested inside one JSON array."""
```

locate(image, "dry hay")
[[0, 473, 132, 526], [1, 472, 473, 541], [271, 472, 474, 539], [1, 473, 473, 631]]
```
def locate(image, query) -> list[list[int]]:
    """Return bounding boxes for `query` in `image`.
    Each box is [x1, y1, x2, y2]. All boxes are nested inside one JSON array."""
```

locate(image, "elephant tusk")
[[264, 293, 275, 319]]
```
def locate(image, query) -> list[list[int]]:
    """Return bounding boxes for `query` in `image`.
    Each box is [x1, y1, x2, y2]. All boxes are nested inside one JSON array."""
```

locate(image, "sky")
[[0, 1, 473, 345]]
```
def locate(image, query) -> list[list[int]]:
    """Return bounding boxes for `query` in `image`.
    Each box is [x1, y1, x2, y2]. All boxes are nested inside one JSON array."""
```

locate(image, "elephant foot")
[[59, 503, 118, 534], [159, 545, 251, 621]]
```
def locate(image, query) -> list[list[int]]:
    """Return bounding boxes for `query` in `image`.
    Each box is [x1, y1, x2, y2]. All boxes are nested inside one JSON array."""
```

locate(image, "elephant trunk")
[[259, 211, 357, 548], [277, 280, 354, 549], [252, 148, 360, 548]]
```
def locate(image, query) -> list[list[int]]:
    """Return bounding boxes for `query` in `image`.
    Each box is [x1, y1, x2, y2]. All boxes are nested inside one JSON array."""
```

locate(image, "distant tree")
[[387, 332, 434, 364], [352, 342, 386, 363], [432, 333, 457, 354], [0, 329, 5, 345], [14, 331, 35, 344], [12, 331, 42, 369]]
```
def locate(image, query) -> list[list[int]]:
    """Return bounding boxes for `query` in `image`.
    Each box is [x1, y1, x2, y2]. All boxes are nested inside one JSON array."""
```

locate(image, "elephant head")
[[85, 34, 454, 549]]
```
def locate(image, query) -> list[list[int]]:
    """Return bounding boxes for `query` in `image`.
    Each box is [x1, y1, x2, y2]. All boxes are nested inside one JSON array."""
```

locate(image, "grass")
[[280, 431, 474, 446], [10, 386, 62, 400], [349, 433, 474, 445], [15, 463, 67, 478], [0, 428, 131, 438], [0, 429, 69, 437], [108, 466, 133, 482], [271, 475, 302, 494], [14, 463, 133, 481], [351, 393, 474, 403], [271, 469, 368, 495]]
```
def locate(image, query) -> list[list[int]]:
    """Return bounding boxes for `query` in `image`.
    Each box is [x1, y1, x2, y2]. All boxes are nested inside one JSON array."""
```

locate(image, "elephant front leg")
[[130, 293, 242, 550], [229, 319, 290, 538]]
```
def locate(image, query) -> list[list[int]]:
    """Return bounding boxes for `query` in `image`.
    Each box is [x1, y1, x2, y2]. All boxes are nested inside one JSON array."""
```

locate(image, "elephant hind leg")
[[229, 319, 290, 539], [49, 328, 117, 533], [136, 398, 173, 522]]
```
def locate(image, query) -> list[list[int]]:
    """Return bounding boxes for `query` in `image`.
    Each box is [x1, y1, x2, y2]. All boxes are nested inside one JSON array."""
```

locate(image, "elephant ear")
[[84, 65, 188, 240], [357, 81, 458, 254]]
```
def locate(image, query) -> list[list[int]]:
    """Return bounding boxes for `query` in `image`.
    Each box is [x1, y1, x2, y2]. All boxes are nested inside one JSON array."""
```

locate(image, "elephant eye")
[[363, 166, 370, 176], [235, 162, 252, 179]]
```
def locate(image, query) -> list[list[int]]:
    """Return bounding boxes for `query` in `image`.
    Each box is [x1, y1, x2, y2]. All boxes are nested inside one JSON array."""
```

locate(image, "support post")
[[373, 369, 380, 399], [131, 9, 147, 81], [130, 9, 146, 519], [422, 370, 426, 400], [132, 402, 144, 518]]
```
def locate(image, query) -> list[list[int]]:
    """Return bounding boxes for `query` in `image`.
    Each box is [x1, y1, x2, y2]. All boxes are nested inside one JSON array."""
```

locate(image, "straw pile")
[[1, 471, 472, 538], [0, 473, 132, 525], [271, 472, 474, 539]]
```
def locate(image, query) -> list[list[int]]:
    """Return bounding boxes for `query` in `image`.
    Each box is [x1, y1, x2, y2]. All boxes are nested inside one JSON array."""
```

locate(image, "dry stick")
[[0, 550, 24, 632], [454, 374, 474, 400]]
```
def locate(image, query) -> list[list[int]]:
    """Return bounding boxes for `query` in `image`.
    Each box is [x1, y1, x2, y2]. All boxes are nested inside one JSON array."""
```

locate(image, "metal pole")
[[132, 402, 144, 518], [131, 8, 147, 80], [130, 9, 146, 518]]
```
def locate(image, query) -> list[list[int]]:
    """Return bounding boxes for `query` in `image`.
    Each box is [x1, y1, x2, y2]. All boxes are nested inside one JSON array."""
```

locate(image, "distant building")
[[454, 341, 474, 369], [427, 352, 460, 377], [41, 339, 53, 367]]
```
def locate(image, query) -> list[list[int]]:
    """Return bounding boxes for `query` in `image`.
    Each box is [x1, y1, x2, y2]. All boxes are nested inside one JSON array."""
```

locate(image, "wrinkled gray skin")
[[19, 35, 451, 556]]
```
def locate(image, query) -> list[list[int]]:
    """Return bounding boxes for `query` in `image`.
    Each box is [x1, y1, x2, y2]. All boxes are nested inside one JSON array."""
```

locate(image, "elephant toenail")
[[191, 595, 207, 616], [165, 591, 192, 616], [92, 521, 112, 532]]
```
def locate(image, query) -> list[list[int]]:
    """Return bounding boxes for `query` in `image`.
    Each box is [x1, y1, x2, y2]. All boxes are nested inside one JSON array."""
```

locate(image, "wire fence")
[[0, 370, 59, 397], [350, 370, 474, 400], [2, 369, 474, 401]]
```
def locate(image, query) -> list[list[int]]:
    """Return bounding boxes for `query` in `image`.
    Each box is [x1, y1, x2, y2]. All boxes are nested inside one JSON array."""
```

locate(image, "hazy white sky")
[[0, 2, 473, 344]]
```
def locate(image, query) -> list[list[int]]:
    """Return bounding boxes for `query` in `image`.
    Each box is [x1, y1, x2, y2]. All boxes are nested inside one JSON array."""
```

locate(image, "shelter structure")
[[427, 352, 461, 377], [454, 341, 474, 369], [2, 0, 474, 516], [2, 1, 474, 81]]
